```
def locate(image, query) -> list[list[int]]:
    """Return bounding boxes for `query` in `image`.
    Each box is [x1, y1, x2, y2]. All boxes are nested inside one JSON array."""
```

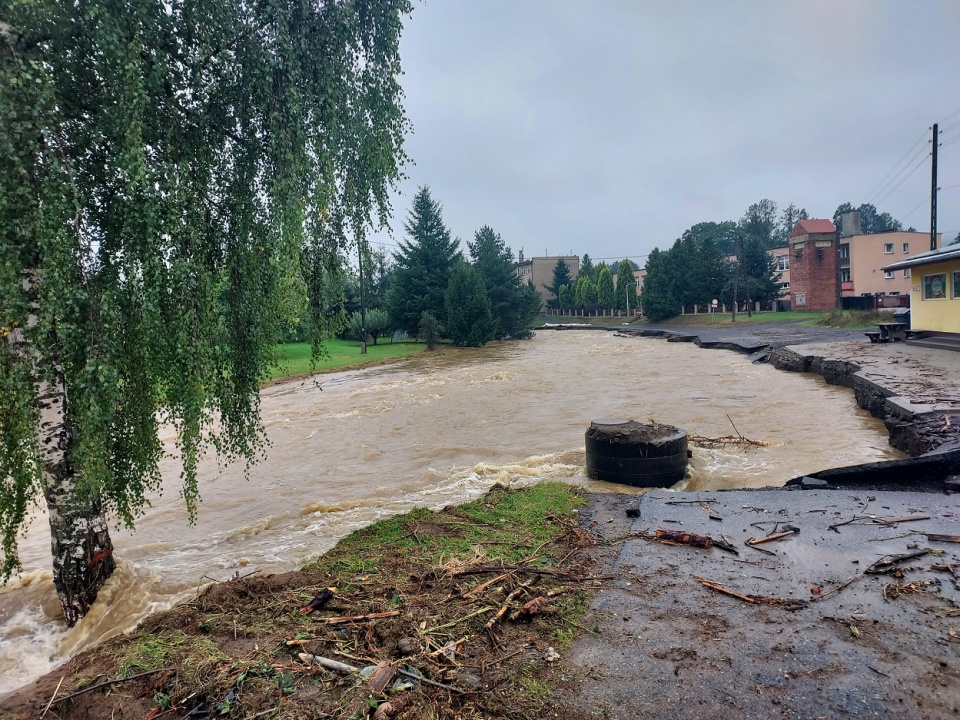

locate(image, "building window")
[[953, 271, 960, 299], [781, 282, 790, 290], [903, 269, 909, 278], [839, 244, 849, 259], [903, 242, 910, 253], [884, 271, 894, 279], [795, 292, 806, 307], [923, 273, 947, 299], [840, 269, 851, 282], [774, 255, 789, 271], [883, 243, 894, 254]]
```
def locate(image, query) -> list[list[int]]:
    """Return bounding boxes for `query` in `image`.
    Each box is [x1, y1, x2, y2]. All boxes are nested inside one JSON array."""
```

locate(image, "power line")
[[861, 129, 928, 205], [900, 194, 930, 221], [939, 118, 960, 136], [874, 152, 930, 206]]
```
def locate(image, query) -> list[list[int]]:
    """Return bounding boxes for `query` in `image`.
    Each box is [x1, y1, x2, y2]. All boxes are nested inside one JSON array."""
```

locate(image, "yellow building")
[[883, 245, 960, 336]]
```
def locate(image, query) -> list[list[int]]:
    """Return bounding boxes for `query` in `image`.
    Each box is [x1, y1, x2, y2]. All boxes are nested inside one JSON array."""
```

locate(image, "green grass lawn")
[[268, 338, 426, 381]]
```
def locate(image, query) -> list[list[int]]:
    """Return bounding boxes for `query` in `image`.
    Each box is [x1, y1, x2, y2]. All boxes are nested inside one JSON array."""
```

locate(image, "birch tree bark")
[[38, 368, 115, 626]]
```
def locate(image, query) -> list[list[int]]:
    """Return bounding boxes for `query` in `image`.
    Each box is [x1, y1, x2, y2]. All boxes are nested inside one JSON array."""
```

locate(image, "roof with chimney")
[[789, 219, 837, 238]]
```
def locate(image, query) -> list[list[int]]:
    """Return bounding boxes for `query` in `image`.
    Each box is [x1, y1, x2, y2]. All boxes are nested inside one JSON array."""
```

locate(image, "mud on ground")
[[557, 489, 960, 720]]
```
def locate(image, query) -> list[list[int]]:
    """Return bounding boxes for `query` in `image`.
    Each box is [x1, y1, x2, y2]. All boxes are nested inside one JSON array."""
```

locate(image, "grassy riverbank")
[[2, 484, 603, 720], [267, 339, 427, 381]]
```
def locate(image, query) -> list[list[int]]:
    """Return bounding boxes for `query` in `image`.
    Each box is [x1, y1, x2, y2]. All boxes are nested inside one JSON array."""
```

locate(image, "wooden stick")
[[298, 653, 358, 674], [424, 607, 495, 634], [39, 676, 64, 719], [52, 668, 173, 705], [813, 573, 862, 600], [693, 577, 806, 609], [725, 412, 744, 439], [462, 573, 509, 598], [875, 515, 930, 524], [865, 548, 931, 574], [486, 587, 525, 630], [396, 667, 464, 694], [927, 533, 960, 544], [487, 648, 523, 667], [451, 565, 614, 581], [694, 577, 758, 604], [745, 531, 793, 546], [654, 529, 712, 548], [324, 610, 401, 624]]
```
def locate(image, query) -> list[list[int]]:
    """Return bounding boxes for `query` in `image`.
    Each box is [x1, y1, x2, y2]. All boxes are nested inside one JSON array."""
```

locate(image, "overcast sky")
[[370, 1, 960, 264]]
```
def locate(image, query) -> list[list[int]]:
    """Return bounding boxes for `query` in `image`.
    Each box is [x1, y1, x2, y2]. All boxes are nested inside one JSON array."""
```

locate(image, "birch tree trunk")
[[38, 366, 115, 627]]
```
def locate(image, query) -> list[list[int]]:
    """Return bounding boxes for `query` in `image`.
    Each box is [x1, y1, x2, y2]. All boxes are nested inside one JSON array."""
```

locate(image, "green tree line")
[[551, 256, 639, 314], [382, 186, 541, 347], [636, 198, 906, 322]]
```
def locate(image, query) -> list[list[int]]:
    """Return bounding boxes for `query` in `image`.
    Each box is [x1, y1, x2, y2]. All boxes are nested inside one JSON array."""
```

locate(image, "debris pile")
[[7, 484, 609, 720]]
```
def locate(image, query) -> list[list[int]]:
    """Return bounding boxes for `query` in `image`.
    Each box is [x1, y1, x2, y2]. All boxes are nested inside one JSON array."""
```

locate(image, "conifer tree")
[[596, 265, 616, 310], [615, 258, 637, 310], [640, 249, 680, 321], [444, 264, 496, 346], [579, 254, 596, 281], [387, 187, 462, 335], [544, 258, 572, 308], [468, 226, 538, 338]]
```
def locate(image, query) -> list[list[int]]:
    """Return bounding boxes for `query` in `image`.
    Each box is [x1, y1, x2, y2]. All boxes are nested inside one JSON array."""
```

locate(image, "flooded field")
[[0, 331, 901, 694]]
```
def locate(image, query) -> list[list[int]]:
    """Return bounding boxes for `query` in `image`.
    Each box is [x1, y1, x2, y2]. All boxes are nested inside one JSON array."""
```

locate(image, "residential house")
[[882, 244, 960, 336], [514, 251, 579, 310], [768, 245, 791, 307], [839, 212, 939, 302]]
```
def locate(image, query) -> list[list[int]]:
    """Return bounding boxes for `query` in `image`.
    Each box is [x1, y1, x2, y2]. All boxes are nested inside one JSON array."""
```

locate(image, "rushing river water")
[[0, 331, 902, 694]]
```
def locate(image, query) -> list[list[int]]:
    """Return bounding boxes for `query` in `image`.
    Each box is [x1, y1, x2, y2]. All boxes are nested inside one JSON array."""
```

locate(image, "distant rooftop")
[[790, 219, 837, 237]]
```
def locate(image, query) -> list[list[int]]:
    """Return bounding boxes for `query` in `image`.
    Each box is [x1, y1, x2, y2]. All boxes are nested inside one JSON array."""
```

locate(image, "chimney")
[[841, 210, 861, 238]]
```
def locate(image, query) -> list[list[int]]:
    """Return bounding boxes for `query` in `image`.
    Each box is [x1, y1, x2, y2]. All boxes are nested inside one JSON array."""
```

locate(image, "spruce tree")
[[387, 187, 463, 335], [468, 226, 538, 338], [580, 254, 596, 281], [640, 249, 680, 321], [544, 258, 572, 308], [444, 264, 496, 346]]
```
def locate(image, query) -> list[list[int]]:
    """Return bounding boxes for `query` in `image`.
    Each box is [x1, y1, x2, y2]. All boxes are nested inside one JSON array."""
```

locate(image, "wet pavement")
[[559, 490, 960, 720], [552, 326, 960, 718]]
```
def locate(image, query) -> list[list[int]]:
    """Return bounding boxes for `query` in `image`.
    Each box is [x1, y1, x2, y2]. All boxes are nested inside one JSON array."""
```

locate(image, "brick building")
[[788, 219, 838, 311]]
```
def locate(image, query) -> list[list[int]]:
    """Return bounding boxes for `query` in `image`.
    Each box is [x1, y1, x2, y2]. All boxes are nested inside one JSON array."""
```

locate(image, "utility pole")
[[357, 238, 367, 354], [931, 123, 939, 251], [730, 231, 739, 323], [741, 233, 752, 318]]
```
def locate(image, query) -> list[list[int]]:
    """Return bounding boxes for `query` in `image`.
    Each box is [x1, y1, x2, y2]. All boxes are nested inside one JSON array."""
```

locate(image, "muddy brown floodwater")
[[0, 331, 902, 695]]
